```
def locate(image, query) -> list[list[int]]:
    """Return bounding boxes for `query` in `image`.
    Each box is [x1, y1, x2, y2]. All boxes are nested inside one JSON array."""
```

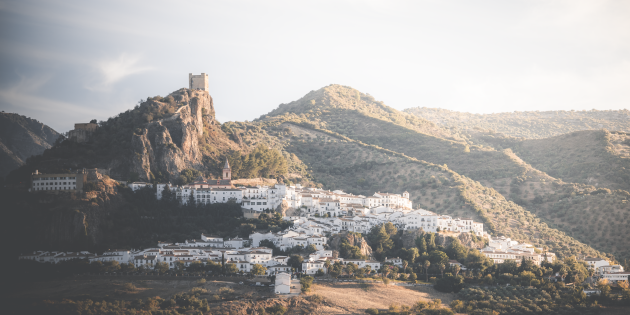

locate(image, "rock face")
[[330, 231, 373, 258], [0, 113, 61, 178], [43, 177, 120, 249], [131, 89, 216, 182]]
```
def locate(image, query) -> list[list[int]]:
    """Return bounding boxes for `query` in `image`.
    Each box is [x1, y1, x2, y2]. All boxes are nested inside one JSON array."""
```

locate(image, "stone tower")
[[222, 158, 231, 180], [189, 73, 209, 91]]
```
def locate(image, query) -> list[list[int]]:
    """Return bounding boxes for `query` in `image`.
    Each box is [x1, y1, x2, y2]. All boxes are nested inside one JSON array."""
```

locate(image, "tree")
[[252, 264, 267, 276], [346, 262, 358, 277], [324, 260, 332, 274], [225, 263, 239, 274], [438, 263, 445, 278], [519, 270, 535, 287], [452, 264, 461, 277], [429, 251, 449, 266], [384, 222, 397, 236], [154, 262, 169, 274], [288, 255, 304, 272], [446, 238, 468, 261], [306, 244, 318, 254], [559, 266, 569, 282], [423, 260, 431, 282], [426, 233, 436, 251], [174, 261, 186, 273], [369, 225, 394, 260], [120, 263, 137, 273], [300, 276, 314, 293], [409, 272, 417, 281], [416, 236, 428, 254]]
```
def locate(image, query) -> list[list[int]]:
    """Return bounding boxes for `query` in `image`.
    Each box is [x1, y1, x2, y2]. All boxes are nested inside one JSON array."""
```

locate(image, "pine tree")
[[416, 236, 428, 254]]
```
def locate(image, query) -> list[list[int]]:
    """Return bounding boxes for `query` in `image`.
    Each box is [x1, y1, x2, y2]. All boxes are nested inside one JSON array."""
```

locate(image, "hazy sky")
[[1, 0, 629, 132]]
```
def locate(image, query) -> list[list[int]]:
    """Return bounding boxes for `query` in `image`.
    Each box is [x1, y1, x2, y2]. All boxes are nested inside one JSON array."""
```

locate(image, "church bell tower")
[[222, 158, 231, 180]]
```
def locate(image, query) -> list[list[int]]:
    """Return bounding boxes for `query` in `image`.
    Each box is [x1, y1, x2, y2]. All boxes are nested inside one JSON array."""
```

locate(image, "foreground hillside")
[[404, 107, 630, 139], [0, 113, 61, 179]]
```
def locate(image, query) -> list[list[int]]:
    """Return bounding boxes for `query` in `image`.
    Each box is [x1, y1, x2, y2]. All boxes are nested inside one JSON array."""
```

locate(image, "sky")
[[0, 0, 629, 132]]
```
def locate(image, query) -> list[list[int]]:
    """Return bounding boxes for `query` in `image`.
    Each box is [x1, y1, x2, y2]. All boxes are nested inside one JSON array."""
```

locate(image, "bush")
[[123, 283, 136, 291], [435, 275, 464, 293], [365, 308, 379, 314], [196, 278, 206, 285], [265, 304, 287, 315]]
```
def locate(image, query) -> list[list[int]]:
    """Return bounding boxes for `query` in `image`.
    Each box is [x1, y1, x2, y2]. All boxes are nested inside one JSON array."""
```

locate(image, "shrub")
[[365, 308, 379, 315], [123, 283, 136, 291]]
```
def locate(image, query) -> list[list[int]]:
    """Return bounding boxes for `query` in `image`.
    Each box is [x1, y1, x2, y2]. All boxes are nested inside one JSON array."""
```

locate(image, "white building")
[[275, 272, 291, 294], [602, 272, 630, 283]]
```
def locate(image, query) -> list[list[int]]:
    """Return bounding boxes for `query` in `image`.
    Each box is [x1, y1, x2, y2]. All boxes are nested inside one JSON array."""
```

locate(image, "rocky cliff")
[[131, 89, 217, 182], [330, 231, 373, 258], [0, 113, 61, 179]]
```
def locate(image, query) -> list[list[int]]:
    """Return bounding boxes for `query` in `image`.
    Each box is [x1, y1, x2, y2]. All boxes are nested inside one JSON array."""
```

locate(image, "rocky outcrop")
[[274, 200, 291, 216], [131, 89, 215, 182], [0, 113, 60, 178], [330, 231, 373, 258]]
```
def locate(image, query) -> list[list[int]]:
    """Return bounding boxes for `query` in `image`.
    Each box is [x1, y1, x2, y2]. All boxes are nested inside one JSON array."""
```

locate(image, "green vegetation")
[[300, 275, 314, 293], [227, 144, 288, 179]]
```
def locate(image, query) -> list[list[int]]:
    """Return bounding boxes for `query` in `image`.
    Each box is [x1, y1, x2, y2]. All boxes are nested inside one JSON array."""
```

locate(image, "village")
[[21, 161, 629, 295]]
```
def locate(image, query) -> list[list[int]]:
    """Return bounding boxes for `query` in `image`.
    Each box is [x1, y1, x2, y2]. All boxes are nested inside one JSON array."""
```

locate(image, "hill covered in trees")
[[404, 107, 630, 139]]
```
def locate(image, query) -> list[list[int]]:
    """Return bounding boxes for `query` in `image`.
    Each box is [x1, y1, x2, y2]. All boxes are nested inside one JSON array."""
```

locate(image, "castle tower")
[[189, 73, 209, 91], [222, 158, 231, 180]]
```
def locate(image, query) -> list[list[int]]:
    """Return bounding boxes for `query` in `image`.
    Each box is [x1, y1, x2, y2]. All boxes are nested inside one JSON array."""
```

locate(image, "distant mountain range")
[[0, 113, 61, 179], [4, 84, 630, 262]]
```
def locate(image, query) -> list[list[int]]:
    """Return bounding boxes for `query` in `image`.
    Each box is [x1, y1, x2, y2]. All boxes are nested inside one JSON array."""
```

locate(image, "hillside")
[[258, 84, 627, 260], [507, 130, 630, 191], [404, 107, 630, 139], [6, 84, 624, 261], [0, 113, 61, 180]]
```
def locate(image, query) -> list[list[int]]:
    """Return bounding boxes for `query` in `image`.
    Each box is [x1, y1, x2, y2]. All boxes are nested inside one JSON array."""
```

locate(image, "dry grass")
[[309, 283, 456, 314]]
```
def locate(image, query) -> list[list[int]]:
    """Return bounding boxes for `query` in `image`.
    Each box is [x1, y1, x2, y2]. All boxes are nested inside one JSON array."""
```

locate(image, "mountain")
[[6, 84, 624, 261], [0, 113, 61, 180], [403, 107, 630, 139], [253, 84, 613, 260]]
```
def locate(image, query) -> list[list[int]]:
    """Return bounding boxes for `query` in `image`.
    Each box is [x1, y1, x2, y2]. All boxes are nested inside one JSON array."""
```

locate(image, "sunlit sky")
[[1, 0, 629, 132]]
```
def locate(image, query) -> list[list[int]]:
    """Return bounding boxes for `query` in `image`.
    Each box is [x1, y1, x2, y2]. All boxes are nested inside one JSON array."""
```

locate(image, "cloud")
[[85, 53, 154, 91], [0, 74, 107, 131]]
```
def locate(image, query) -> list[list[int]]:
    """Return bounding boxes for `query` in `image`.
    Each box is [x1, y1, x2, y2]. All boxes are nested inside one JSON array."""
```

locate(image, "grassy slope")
[[404, 107, 630, 139]]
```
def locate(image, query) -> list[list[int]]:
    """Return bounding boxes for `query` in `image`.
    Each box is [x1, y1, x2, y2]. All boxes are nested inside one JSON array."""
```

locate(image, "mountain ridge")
[[0, 112, 61, 180]]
